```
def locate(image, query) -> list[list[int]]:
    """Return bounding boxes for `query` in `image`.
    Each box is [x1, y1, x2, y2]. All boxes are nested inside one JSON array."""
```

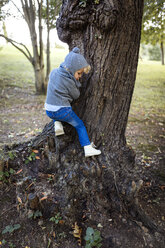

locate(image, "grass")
[[0, 44, 68, 88], [130, 60, 165, 117], [127, 60, 165, 157]]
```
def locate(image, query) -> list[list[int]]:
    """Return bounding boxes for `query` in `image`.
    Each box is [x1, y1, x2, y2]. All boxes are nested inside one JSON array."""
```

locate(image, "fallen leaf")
[[35, 156, 40, 160], [40, 196, 47, 202], [144, 182, 151, 187], [32, 150, 39, 153], [39, 173, 54, 179], [47, 174, 55, 179], [17, 196, 22, 204], [53, 231, 56, 238], [26, 182, 34, 190], [97, 223, 103, 228], [15, 169, 23, 174], [59, 220, 64, 224], [72, 222, 82, 246], [159, 185, 165, 190]]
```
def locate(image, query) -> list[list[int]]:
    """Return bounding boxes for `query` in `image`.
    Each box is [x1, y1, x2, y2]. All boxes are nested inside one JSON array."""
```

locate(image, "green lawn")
[[127, 60, 165, 155], [131, 60, 165, 116], [0, 44, 68, 88]]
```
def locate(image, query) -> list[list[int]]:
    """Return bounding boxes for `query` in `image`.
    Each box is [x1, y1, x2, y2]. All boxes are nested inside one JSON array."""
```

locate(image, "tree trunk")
[[38, 0, 46, 93], [57, 0, 143, 150], [33, 64, 45, 93], [46, 0, 51, 83], [2, 21, 8, 42], [55, 0, 148, 221], [160, 41, 164, 65], [21, 0, 46, 94]]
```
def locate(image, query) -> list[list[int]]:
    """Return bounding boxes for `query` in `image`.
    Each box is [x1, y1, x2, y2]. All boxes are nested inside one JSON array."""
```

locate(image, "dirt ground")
[[0, 83, 50, 147], [0, 84, 165, 247]]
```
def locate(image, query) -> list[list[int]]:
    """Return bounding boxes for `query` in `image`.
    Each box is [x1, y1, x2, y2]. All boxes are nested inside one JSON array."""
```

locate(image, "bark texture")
[[57, 0, 144, 149]]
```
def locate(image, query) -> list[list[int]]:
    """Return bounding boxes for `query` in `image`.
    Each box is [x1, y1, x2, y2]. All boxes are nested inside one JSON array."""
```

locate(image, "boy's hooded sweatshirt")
[[45, 47, 89, 108]]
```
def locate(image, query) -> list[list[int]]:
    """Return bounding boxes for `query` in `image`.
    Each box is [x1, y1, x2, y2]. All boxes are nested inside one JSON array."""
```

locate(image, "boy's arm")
[[66, 82, 80, 100]]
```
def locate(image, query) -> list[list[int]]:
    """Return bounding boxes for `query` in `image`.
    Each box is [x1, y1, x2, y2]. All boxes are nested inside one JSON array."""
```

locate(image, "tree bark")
[[2, 21, 8, 42], [46, 0, 51, 83]]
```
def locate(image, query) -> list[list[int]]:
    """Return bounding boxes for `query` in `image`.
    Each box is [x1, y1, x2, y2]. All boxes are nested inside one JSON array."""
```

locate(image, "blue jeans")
[[46, 107, 91, 147]]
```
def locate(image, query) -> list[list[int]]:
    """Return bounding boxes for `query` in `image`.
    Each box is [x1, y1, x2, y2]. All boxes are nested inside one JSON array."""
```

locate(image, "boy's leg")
[[55, 110, 101, 156], [46, 108, 101, 156], [64, 109, 91, 147], [46, 108, 90, 146]]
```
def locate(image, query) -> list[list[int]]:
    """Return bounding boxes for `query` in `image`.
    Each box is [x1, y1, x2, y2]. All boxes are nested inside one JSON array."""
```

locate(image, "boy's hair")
[[83, 65, 91, 74]]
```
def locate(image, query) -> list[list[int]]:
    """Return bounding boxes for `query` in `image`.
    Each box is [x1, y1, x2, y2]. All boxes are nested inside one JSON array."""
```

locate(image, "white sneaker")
[[84, 142, 101, 157], [54, 121, 65, 136]]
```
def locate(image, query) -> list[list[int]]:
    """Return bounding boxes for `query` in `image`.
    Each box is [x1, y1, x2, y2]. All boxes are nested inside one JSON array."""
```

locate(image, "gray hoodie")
[[45, 47, 89, 108]]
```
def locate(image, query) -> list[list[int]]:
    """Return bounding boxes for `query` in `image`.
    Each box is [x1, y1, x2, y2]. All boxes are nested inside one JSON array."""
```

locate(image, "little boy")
[[45, 47, 101, 157]]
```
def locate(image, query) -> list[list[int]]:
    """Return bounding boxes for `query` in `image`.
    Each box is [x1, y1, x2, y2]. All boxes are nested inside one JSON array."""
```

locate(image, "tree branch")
[[11, 0, 24, 19], [0, 34, 33, 64]]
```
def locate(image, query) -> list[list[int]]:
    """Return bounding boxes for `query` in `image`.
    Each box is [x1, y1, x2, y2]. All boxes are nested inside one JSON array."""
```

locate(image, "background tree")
[[0, 0, 9, 45], [141, 0, 165, 65], [2, 21, 8, 40], [148, 44, 161, 60], [22, 0, 46, 93], [0, 0, 62, 94], [42, 0, 62, 83], [0, 0, 46, 93]]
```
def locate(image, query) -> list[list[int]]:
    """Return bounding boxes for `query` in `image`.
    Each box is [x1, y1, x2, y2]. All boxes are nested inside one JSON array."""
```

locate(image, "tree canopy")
[[142, 0, 165, 45], [141, 0, 165, 64], [42, 0, 61, 29], [0, 0, 9, 21]]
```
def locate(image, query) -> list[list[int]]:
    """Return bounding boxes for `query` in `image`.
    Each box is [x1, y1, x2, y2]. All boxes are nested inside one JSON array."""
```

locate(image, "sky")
[[0, 1, 68, 48]]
